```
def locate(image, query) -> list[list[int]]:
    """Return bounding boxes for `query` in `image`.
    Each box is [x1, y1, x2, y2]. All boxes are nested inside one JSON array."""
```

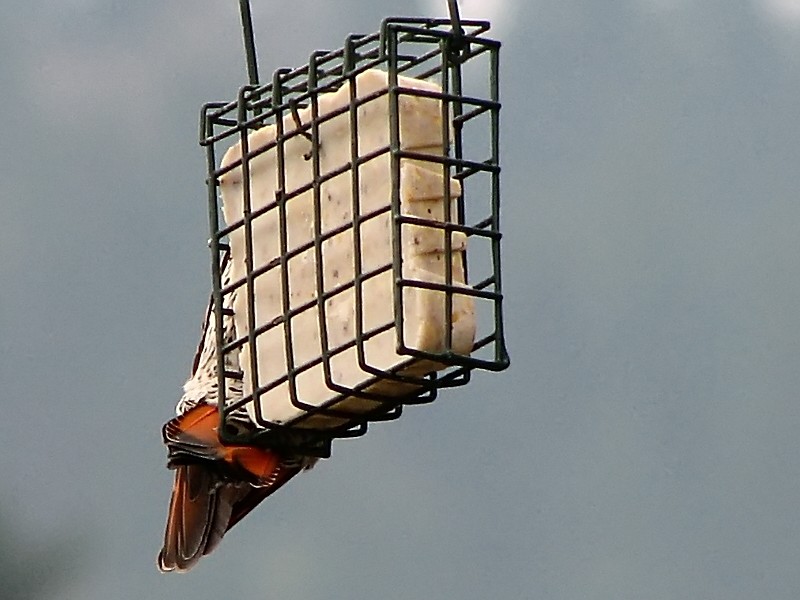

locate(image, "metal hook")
[[289, 99, 314, 160], [290, 100, 313, 143]]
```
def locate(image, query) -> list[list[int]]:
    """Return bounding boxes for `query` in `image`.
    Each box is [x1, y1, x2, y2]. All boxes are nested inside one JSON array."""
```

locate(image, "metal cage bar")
[[201, 16, 509, 451]]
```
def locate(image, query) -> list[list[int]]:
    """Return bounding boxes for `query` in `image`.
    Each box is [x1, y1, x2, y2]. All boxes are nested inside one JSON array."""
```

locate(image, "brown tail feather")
[[158, 464, 233, 572], [158, 451, 304, 571], [158, 405, 308, 572], [158, 463, 304, 572], [159, 464, 264, 572]]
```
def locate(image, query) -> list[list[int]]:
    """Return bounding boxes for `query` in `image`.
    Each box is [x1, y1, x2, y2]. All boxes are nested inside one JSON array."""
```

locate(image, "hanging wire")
[[240, 0, 463, 82], [239, 0, 259, 86], [446, 0, 466, 51]]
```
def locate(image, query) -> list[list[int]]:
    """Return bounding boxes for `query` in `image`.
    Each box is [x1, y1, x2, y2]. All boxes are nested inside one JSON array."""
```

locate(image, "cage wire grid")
[[200, 3, 509, 454]]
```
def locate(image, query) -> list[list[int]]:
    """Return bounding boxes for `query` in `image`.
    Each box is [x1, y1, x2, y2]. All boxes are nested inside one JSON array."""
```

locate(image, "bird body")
[[158, 254, 317, 573]]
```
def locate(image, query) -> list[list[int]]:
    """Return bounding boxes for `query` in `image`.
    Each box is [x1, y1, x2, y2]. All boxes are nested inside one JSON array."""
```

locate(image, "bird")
[[157, 251, 319, 573]]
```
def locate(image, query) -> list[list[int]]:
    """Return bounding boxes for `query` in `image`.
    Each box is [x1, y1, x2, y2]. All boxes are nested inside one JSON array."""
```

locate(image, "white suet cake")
[[219, 69, 475, 428]]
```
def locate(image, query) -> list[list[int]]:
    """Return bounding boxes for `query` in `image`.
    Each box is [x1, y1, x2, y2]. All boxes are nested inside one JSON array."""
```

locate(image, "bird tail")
[[158, 463, 245, 572], [157, 405, 304, 573]]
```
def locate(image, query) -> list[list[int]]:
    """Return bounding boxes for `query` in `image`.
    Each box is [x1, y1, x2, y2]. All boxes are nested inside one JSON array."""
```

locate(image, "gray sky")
[[2, 1, 799, 599]]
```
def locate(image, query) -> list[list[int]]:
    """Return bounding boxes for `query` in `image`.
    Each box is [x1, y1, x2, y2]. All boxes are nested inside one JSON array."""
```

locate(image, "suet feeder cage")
[[200, 0, 509, 456]]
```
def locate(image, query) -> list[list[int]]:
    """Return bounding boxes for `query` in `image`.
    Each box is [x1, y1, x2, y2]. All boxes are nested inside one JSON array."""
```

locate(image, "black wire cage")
[[200, 1, 509, 455]]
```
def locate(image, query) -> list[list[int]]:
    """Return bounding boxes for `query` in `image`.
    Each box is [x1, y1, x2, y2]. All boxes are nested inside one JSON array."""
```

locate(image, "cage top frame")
[[236, 0, 471, 89], [200, 3, 509, 453]]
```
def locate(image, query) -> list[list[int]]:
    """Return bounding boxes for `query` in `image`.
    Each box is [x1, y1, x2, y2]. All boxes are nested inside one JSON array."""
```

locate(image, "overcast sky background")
[[2, 1, 800, 599]]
